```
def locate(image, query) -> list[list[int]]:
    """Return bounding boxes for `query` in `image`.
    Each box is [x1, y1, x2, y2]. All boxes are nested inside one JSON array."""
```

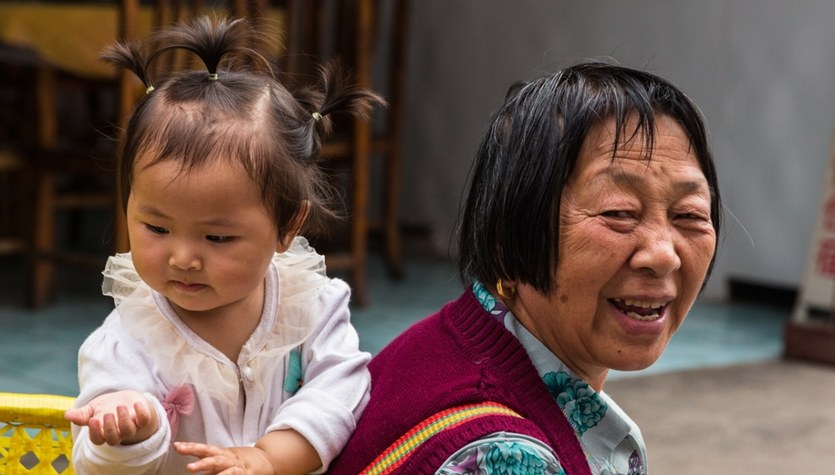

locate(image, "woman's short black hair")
[[457, 60, 721, 294]]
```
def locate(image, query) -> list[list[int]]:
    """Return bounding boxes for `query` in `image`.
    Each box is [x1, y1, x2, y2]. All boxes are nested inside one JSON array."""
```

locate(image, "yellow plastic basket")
[[0, 392, 75, 475]]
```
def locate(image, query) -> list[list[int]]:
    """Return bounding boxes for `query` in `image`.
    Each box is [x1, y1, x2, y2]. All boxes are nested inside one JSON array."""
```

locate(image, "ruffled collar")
[[101, 237, 328, 407]]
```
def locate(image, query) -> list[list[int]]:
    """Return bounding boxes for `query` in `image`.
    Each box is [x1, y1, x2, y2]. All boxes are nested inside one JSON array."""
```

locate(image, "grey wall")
[[397, 0, 835, 300]]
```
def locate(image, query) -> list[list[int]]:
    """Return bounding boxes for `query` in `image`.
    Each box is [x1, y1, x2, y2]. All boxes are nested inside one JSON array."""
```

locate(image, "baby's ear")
[[277, 201, 311, 253]]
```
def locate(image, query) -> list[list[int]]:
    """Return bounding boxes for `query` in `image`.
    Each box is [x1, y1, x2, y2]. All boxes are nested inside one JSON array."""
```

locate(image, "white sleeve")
[[267, 279, 371, 472], [71, 311, 173, 474], [72, 396, 172, 474]]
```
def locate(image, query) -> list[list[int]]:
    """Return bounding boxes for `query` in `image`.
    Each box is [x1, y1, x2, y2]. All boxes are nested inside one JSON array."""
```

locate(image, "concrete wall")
[[396, 0, 835, 299]]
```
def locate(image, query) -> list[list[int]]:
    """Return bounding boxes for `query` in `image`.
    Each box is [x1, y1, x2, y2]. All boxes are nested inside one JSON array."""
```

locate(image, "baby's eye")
[[145, 224, 168, 235], [206, 235, 233, 244]]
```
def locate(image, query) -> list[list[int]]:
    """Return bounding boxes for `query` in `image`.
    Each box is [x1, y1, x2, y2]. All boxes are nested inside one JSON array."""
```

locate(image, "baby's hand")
[[65, 390, 158, 446], [174, 442, 272, 475]]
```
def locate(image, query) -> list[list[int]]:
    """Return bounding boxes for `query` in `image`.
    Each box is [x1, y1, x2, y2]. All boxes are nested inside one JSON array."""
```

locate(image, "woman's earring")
[[496, 279, 516, 300]]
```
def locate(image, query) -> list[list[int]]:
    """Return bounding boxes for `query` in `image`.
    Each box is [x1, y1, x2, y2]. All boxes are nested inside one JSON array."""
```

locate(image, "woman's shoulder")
[[438, 432, 564, 475]]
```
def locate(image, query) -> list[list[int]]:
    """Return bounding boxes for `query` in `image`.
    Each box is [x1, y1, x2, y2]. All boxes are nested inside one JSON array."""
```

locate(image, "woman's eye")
[[675, 211, 710, 222], [206, 235, 233, 244], [601, 210, 634, 219], [145, 224, 168, 235]]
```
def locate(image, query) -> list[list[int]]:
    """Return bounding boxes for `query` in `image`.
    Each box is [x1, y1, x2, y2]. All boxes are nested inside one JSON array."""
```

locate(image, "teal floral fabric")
[[542, 371, 607, 435], [473, 281, 510, 320], [436, 283, 646, 475], [437, 434, 566, 475]]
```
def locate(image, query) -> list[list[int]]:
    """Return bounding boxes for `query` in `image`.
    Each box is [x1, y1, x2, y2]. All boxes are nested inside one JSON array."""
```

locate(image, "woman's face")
[[509, 115, 716, 390]]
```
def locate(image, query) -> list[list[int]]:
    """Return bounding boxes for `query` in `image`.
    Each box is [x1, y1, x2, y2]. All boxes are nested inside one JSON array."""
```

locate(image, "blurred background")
[[2, 1, 835, 472]]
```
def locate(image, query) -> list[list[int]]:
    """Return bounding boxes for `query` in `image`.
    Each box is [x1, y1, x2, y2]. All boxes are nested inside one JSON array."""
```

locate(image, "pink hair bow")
[[161, 384, 195, 439]]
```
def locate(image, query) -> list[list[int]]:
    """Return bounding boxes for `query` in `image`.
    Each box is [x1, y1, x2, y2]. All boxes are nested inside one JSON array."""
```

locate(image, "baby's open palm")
[[65, 389, 158, 445]]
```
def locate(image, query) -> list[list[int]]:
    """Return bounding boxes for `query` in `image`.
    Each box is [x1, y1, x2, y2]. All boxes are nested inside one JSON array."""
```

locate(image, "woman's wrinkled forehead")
[[581, 112, 695, 162]]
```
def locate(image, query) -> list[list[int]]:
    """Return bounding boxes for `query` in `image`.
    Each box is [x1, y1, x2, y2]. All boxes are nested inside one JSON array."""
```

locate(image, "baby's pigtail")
[[101, 40, 154, 93], [307, 60, 386, 135], [145, 16, 272, 83]]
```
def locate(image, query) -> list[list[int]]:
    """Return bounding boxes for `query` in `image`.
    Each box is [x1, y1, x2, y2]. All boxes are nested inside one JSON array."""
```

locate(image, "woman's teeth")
[[612, 298, 666, 321]]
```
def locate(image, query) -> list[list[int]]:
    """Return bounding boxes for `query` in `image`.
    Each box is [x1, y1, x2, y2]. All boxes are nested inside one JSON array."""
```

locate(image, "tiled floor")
[[0, 253, 792, 396]]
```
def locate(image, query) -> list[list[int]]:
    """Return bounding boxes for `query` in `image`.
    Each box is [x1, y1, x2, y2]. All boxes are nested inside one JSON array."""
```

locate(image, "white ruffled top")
[[72, 237, 371, 474], [100, 236, 328, 407]]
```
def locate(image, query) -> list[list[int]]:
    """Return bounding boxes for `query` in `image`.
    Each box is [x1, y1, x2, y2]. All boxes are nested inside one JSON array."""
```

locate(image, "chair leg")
[[351, 122, 371, 307], [383, 148, 403, 279], [382, 0, 409, 279], [30, 173, 56, 308]]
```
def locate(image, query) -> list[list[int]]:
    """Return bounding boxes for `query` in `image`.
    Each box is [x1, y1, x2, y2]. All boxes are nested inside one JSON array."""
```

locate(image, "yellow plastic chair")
[[0, 392, 75, 474]]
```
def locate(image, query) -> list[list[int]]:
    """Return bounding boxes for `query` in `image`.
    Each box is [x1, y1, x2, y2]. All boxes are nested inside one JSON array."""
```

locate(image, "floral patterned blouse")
[[436, 282, 647, 475]]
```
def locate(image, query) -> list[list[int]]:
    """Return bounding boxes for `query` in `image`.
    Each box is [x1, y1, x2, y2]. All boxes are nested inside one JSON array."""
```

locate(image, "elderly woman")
[[330, 61, 720, 475]]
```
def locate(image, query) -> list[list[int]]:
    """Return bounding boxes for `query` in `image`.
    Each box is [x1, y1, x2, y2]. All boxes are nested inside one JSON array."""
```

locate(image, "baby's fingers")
[[86, 417, 106, 445], [174, 441, 218, 458], [116, 404, 138, 441], [64, 405, 94, 425], [174, 442, 236, 474], [101, 412, 123, 446], [133, 401, 153, 429]]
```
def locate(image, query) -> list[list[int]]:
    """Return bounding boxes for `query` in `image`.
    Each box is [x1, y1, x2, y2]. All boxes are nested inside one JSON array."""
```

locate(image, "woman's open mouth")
[[610, 298, 668, 322]]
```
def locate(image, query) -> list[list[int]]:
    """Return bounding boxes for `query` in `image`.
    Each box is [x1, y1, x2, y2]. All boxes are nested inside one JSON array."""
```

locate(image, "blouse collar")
[[470, 281, 646, 470], [101, 237, 327, 407]]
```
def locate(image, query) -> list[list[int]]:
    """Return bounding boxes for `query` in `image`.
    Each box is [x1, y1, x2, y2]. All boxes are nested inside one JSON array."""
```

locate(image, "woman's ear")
[[277, 201, 311, 253]]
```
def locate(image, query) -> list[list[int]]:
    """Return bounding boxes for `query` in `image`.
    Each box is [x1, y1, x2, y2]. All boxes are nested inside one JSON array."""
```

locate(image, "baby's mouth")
[[610, 298, 668, 321]]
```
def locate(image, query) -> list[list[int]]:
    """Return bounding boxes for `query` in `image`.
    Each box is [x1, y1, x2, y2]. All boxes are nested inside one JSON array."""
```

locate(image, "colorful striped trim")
[[359, 401, 525, 475]]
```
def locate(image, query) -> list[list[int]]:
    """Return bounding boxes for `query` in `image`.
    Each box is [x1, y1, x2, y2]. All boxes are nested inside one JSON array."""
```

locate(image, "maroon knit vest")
[[328, 291, 591, 475]]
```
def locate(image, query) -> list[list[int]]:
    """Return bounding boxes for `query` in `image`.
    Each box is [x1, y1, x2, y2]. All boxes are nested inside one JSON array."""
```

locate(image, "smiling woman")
[[329, 61, 721, 475]]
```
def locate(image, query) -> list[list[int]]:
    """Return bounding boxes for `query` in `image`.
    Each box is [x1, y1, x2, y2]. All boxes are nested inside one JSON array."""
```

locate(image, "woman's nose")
[[630, 225, 681, 277]]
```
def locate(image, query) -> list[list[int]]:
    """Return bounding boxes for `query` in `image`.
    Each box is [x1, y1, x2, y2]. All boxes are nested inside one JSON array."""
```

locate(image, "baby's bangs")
[[135, 98, 270, 176]]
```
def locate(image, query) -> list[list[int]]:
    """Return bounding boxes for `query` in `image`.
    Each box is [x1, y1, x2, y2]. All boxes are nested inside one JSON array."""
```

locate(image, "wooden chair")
[[0, 150, 27, 259], [282, 0, 410, 305], [0, 15, 130, 308], [26, 64, 129, 308], [20, 0, 238, 308], [0, 61, 29, 262]]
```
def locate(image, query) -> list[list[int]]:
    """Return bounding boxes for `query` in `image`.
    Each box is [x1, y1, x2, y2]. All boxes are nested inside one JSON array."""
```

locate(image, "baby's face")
[[126, 156, 279, 323]]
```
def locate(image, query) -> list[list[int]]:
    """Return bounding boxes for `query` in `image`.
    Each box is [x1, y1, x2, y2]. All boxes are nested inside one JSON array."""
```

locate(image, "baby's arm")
[[65, 390, 158, 445], [174, 429, 320, 475], [70, 312, 173, 473]]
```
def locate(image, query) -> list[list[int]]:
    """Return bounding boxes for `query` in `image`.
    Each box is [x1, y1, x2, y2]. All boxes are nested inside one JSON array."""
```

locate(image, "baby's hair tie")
[[311, 112, 323, 122], [208, 73, 219, 81], [145, 85, 155, 94]]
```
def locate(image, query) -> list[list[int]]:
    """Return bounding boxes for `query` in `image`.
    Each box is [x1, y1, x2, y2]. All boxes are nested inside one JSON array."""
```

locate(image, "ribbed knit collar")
[[442, 290, 593, 475]]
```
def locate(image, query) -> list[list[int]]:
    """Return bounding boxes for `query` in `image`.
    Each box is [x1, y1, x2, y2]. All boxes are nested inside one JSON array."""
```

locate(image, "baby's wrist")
[[233, 446, 275, 474]]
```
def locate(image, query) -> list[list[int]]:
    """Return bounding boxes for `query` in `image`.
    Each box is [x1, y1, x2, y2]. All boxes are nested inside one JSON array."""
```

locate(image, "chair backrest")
[[0, 392, 76, 474]]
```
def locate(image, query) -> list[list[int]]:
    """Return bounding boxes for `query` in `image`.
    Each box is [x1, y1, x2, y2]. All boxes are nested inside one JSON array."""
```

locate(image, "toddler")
[[65, 16, 381, 475]]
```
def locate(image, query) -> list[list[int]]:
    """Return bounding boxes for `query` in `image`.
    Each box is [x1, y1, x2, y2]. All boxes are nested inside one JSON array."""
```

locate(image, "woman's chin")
[[607, 348, 666, 372]]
